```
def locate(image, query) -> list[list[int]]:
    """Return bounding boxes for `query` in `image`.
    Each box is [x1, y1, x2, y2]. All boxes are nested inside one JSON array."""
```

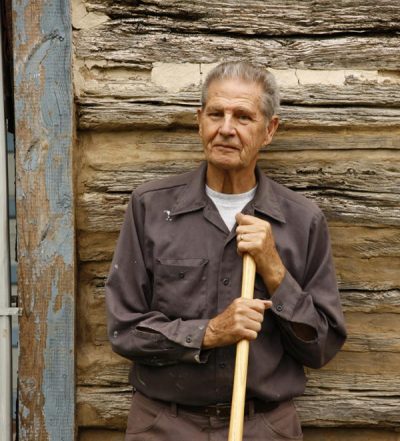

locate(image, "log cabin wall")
[[72, 2, 400, 440]]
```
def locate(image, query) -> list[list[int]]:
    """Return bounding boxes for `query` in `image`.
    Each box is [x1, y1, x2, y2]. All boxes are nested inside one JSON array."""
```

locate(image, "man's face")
[[197, 78, 278, 173]]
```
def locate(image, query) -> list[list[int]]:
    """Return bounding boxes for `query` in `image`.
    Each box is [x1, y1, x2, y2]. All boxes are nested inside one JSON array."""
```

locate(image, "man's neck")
[[206, 163, 257, 194]]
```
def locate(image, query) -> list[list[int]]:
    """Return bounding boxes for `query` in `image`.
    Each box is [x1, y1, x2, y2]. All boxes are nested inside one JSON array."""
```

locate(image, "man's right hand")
[[202, 298, 272, 349]]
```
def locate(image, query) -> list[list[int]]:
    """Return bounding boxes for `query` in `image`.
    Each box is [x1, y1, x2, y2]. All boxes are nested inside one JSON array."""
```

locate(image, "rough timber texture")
[[14, 0, 75, 440], [80, 0, 400, 36], [73, 0, 400, 439]]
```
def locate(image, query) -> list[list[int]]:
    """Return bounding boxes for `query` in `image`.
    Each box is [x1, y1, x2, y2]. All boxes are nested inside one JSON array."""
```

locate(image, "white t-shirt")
[[205, 185, 257, 231]]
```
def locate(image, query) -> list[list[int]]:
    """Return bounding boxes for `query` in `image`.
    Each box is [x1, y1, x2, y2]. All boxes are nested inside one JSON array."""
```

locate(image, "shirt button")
[[219, 362, 226, 369], [276, 304, 284, 312], [222, 278, 230, 286], [179, 272, 185, 279], [186, 336, 192, 343]]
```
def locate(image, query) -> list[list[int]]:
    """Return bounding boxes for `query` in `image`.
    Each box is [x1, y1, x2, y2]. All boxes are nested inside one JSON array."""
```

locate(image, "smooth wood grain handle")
[[228, 254, 256, 441]]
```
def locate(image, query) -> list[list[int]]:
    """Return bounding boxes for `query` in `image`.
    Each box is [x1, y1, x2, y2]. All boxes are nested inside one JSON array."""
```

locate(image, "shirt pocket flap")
[[152, 258, 209, 319]]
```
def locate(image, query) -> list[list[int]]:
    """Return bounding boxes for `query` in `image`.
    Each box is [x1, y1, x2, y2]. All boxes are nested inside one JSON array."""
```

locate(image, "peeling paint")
[[43, 274, 74, 441], [14, 0, 75, 438]]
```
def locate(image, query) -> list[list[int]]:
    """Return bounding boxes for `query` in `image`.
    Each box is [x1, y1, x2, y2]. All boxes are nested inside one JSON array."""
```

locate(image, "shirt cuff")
[[139, 319, 211, 364], [270, 271, 304, 320], [270, 271, 318, 331]]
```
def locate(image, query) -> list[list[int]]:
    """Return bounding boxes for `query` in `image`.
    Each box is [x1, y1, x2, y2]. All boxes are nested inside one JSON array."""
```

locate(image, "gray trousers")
[[125, 391, 303, 441]]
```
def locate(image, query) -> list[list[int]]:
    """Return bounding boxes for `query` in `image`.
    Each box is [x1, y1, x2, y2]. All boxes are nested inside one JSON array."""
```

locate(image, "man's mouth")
[[214, 144, 239, 151]]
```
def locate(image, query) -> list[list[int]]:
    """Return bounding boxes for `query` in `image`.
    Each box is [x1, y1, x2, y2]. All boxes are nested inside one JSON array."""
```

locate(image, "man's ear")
[[264, 116, 279, 146]]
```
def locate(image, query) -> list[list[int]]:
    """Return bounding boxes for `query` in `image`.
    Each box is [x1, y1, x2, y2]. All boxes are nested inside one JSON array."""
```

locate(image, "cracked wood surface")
[[80, 0, 400, 36], [75, 28, 400, 70], [13, 0, 75, 440]]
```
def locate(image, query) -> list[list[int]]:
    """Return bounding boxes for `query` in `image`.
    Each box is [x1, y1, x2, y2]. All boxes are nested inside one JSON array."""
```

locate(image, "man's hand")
[[236, 213, 285, 295], [202, 298, 272, 349]]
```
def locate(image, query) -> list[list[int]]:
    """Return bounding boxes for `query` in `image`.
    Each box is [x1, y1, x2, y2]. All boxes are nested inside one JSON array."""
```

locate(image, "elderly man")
[[106, 61, 346, 441]]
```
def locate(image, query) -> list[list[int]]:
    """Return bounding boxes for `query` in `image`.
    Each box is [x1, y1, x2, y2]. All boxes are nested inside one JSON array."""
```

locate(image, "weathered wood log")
[[77, 386, 132, 429], [81, 0, 400, 36], [78, 287, 400, 347], [78, 101, 400, 130], [75, 27, 400, 70], [330, 226, 400, 259], [340, 290, 400, 313], [76, 385, 400, 429], [76, 187, 400, 231], [296, 394, 400, 427], [302, 189, 399, 227], [76, 343, 400, 387], [303, 428, 400, 441], [78, 225, 400, 262], [76, 68, 400, 108], [79, 151, 400, 194], [78, 128, 400, 154]]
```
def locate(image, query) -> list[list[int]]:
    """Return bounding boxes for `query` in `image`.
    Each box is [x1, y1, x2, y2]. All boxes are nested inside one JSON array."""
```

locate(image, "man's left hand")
[[236, 213, 285, 295]]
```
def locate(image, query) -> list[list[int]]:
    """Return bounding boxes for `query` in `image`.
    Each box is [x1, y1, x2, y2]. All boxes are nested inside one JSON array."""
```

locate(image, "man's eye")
[[238, 115, 251, 122], [208, 112, 222, 118]]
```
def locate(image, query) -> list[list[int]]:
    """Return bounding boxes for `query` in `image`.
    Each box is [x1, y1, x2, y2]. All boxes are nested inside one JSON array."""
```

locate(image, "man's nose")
[[219, 115, 235, 136]]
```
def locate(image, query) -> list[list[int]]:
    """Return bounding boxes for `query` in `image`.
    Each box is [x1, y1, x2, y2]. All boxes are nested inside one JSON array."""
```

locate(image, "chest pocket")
[[152, 258, 209, 320]]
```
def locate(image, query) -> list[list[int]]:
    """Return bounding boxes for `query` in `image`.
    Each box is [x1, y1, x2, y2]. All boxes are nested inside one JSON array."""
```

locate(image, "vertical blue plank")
[[13, 0, 75, 439]]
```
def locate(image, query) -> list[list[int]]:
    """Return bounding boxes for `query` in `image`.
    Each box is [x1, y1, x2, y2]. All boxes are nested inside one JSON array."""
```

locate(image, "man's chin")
[[208, 156, 241, 171]]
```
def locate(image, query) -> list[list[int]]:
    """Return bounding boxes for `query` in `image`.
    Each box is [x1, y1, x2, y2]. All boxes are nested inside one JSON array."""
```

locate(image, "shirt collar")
[[170, 162, 208, 216], [170, 161, 286, 224], [252, 166, 286, 224]]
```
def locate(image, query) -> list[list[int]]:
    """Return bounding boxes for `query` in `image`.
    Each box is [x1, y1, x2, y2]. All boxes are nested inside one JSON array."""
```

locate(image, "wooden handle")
[[228, 254, 256, 441]]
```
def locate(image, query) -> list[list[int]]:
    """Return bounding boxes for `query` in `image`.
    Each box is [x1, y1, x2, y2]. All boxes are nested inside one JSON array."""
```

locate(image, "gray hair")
[[201, 61, 280, 120]]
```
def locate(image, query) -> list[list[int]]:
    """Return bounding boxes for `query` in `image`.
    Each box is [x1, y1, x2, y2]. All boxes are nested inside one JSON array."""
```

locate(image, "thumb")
[[262, 300, 273, 310], [235, 212, 244, 224]]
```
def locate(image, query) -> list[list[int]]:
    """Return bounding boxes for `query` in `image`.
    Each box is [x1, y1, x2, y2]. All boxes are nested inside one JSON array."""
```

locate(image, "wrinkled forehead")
[[204, 78, 264, 112]]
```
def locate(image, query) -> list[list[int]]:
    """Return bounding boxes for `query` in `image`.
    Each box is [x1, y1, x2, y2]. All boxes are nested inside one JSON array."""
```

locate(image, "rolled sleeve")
[[270, 212, 347, 368]]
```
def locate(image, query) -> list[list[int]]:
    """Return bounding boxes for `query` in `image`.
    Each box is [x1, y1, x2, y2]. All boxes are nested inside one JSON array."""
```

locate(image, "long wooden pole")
[[228, 254, 257, 441]]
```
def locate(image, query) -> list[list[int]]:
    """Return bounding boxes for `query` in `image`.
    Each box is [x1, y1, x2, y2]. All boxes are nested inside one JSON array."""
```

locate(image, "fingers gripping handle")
[[228, 254, 256, 441]]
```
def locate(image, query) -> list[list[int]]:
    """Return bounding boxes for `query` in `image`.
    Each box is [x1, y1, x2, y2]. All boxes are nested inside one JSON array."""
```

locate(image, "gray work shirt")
[[106, 162, 346, 405]]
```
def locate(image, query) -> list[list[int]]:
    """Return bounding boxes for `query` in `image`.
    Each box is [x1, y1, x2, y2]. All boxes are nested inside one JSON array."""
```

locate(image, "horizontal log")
[[76, 65, 400, 108], [335, 257, 399, 291], [75, 27, 400, 70], [340, 290, 400, 314], [77, 259, 400, 347], [78, 101, 400, 130], [296, 394, 400, 427], [81, 0, 400, 36], [76, 344, 400, 387], [77, 344, 130, 386], [303, 189, 399, 226], [77, 386, 132, 429], [77, 186, 399, 231], [342, 312, 400, 353], [331, 349, 400, 375], [78, 128, 400, 154], [330, 226, 400, 259], [80, 309, 400, 351], [79, 150, 400, 195], [78, 225, 400, 262], [303, 428, 400, 441], [76, 385, 400, 429]]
